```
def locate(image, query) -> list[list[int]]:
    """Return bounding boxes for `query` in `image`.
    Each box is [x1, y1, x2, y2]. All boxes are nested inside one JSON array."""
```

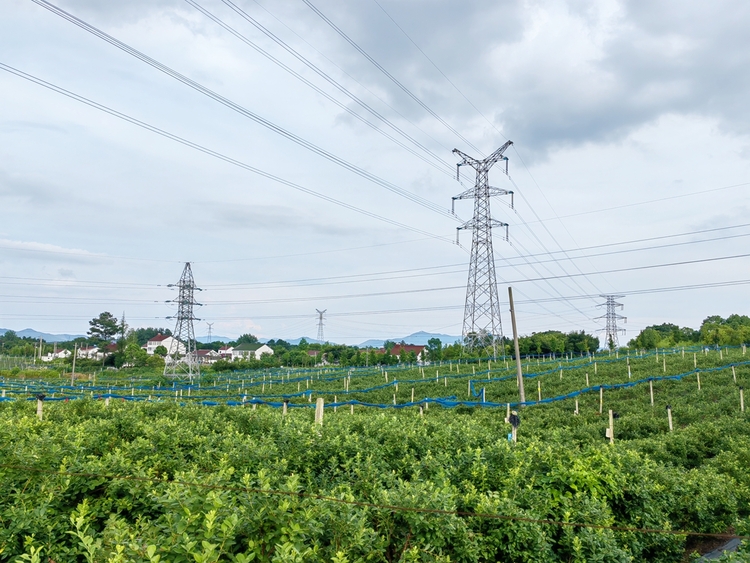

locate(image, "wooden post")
[[481, 387, 486, 403], [608, 409, 614, 444], [694, 353, 697, 368], [663, 357, 666, 373], [283, 400, 288, 416], [411, 388, 415, 402], [508, 287, 526, 404], [419, 406, 423, 417], [594, 361, 597, 374], [586, 373, 589, 386], [334, 396, 337, 413], [393, 394, 396, 405], [472, 366, 475, 375], [506, 402, 511, 422], [720, 349, 723, 360], [575, 398, 579, 415], [599, 386, 603, 415], [444, 377, 447, 387], [733, 365, 737, 384], [468, 380, 471, 398], [105, 396, 110, 408], [741, 387, 745, 413], [350, 403, 354, 415], [36, 394, 44, 421], [667, 405, 673, 431], [315, 398, 324, 425], [649, 379, 654, 407], [697, 371, 701, 391], [559, 369, 563, 380], [537, 380, 541, 402], [628, 365, 631, 379]]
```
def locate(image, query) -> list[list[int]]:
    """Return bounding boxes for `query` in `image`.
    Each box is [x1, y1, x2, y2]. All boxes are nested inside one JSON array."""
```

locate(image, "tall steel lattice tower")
[[316, 309, 326, 343], [164, 262, 202, 378], [452, 141, 514, 356], [596, 295, 626, 349]]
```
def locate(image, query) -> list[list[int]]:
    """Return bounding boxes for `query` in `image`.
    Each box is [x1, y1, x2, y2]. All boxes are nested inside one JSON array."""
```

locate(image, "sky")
[[1, 0, 749, 345]]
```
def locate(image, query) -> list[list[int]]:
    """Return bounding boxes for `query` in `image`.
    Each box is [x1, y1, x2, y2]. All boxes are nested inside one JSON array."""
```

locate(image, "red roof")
[[148, 334, 170, 342], [390, 345, 425, 356]]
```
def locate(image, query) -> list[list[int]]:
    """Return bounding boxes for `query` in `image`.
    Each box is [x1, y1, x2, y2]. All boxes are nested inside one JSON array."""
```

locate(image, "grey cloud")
[[290, 0, 750, 158]]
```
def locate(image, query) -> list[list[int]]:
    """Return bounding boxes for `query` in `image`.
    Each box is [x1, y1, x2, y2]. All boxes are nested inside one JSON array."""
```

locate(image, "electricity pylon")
[[164, 262, 202, 378], [206, 322, 214, 344], [596, 295, 626, 349], [316, 309, 326, 343], [452, 141, 514, 356]]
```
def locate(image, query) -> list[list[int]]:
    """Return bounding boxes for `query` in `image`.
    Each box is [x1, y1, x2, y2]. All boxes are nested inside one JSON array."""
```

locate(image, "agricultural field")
[[1, 347, 749, 562]]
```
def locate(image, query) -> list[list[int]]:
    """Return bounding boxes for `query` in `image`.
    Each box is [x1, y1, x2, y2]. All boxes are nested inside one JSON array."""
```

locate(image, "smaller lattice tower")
[[316, 309, 326, 343], [206, 322, 214, 344], [596, 295, 626, 349], [164, 262, 202, 378]]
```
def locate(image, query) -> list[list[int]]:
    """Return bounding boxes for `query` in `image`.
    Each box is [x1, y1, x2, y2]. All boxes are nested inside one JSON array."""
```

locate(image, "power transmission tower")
[[316, 309, 326, 343], [206, 322, 214, 344], [452, 141, 514, 356], [164, 262, 202, 378], [596, 295, 626, 350]]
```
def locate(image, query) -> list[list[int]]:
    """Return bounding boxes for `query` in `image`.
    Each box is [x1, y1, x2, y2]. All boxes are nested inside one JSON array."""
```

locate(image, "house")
[[78, 346, 102, 360], [381, 344, 426, 362], [144, 334, 185, 356], [218, 346, 234, 359], [231, 343, 274, 361], [194, 349, 219, 364], [41, 349, 71, 362]]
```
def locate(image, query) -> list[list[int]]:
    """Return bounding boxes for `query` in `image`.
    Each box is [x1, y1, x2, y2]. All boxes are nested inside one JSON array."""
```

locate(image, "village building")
[[143, 334, 185, 356], [230, 343, 274, 361]]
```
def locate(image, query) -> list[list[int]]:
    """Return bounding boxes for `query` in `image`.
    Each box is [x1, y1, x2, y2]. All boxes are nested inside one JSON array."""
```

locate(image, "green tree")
[[153, 345, 168, 357], [426, 338, 442, 361], [88, 312, 120, 343], [236, 334, 259, 345], [123, 342, 149, 367]]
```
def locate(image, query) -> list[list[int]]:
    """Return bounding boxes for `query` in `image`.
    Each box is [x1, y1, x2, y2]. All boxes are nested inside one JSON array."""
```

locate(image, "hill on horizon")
[[359, 331, 461, 348]]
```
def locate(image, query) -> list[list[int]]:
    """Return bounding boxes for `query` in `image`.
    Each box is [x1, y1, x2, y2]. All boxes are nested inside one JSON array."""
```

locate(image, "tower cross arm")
[[484, 140, 514, 168]]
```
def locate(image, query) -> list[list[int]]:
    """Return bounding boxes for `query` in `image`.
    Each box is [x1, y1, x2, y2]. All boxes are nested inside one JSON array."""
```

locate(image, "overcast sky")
[[1, 0, 749, 345]]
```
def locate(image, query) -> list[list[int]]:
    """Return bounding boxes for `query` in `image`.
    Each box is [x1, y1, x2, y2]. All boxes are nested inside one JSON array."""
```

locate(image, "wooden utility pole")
[[508, 287, 525, 404]]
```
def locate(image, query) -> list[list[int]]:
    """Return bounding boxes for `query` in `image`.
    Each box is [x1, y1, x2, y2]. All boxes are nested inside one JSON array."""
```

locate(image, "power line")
[[526, 181, 750, 223], [29, 0, 458, 222], [368, 0, 504, 143], [300, 0, 484, 155], [2, 225, 748, 293], [0, 63, 452, 244], [194, 0, 463, 181]]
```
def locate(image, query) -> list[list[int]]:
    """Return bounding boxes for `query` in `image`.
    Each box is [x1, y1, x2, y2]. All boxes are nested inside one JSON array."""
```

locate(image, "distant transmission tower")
[[206, 322, 214, 344], [452, 141, 514, 356], [316, 309, 326, 343], [164, 262, 202, 378], [596, 295, 626, 349]]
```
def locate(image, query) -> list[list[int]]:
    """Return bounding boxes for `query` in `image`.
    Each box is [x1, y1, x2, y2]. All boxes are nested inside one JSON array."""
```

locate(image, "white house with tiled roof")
[[143, 334, 185, 356]]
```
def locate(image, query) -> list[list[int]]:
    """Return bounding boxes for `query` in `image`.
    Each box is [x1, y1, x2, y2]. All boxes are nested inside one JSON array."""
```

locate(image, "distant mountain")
[[285, 336, 324, 345], [0, 328, 85, 343], [359, 331, 461, 348], [196, 335, 232, 344]]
